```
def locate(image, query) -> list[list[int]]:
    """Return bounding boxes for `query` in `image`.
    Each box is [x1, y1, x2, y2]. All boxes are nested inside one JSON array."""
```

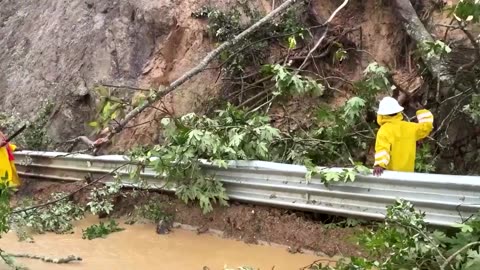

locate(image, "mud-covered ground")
[[15, 179, 365, 258]]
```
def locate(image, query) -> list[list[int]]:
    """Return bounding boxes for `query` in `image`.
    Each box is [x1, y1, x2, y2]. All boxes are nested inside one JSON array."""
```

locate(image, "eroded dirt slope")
[[0, 0, 227, 146]]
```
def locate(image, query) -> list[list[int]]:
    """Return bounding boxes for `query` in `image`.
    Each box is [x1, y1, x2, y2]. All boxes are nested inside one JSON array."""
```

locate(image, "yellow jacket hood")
[[376, 113, 403, 126]]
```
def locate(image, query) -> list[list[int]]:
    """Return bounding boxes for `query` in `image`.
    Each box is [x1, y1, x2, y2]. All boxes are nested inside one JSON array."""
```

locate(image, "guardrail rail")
[[14, 150, 480, 227]]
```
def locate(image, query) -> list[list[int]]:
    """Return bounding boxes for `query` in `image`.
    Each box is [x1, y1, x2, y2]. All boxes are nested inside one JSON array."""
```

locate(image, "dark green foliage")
[[138, 200, 172, 223], [192, 2, 307, 76], [82, 220, 124, 240], [12, 193, 85, 240], [463, 94, 480, 124], [262, 64, 325, 97], [0, 102, 53, 150], [130, 104, 280, 214], [130, 104, 369, 213], [415, 143, 437, 173], [284, 63, 389, 169], [447, 0, 480, 23], [312, 200, 480, 270], [0, 178, 12, 237]]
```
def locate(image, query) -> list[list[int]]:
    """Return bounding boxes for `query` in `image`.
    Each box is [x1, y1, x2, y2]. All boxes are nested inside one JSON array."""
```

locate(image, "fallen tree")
[[392, 0, 454, 95], [91, 0, 301, 150]]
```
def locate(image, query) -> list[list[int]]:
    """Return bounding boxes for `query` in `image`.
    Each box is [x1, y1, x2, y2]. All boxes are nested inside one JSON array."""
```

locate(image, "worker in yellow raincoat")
[[0, 131, 21, 187], [373, 97, 434, 176]]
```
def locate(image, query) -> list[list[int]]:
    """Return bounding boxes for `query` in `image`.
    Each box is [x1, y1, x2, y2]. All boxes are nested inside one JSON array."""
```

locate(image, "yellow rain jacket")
[[0, 141, 21, 188], [374, 109, 434, 172]]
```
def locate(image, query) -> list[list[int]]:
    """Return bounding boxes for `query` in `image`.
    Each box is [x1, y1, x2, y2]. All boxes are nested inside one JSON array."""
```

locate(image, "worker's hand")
[[373, 166, 384, 177], [0, 138, 6, 147]]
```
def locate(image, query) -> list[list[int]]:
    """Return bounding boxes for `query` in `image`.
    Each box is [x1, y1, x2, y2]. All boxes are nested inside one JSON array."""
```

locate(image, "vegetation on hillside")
[[0, 102, 53, 151], [309, 200, 480, 270], [1, 0, 480, 269]]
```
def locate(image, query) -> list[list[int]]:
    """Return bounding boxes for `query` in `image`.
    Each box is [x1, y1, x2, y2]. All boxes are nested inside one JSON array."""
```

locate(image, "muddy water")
[[0, 217, 335, 270]]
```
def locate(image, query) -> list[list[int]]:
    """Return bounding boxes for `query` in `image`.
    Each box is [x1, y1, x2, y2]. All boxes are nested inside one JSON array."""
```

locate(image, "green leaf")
[[287, 36, 297, 49], [324, 171, 340, 182], [334, 48, 348, 62], [464, 250, 480, 270], [212, 159, 228, 169], [187, 129, 204, 143], [344, 169, 356, 182], [343, 97, 366, 122], [364, 62, 388, 76], [256, 142, 269, 159], [229, 133, 245, 148], [88, 121, 99, 127], [452, 223, 474, 233]]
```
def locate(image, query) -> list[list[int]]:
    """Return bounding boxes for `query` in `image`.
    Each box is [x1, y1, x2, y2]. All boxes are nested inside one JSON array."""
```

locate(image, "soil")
[[14, 179, 365, 258]]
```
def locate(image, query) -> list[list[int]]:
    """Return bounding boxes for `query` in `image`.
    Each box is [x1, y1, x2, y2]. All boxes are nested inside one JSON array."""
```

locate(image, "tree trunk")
[[392, 0, 454, 96]]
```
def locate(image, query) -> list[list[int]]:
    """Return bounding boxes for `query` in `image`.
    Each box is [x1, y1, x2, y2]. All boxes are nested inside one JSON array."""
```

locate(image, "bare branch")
[[298, 0, 350, 70], [441, 241, 480, 270], [100, 83, 151, 92], [65, 136, 96, 149]]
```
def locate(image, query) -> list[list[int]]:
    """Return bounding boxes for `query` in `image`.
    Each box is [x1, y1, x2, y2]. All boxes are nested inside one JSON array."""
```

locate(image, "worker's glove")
[[373, 166, 384, 177]]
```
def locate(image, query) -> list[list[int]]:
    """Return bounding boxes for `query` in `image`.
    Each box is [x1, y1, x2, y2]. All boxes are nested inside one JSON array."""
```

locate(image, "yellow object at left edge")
[[0, 143, 21, 188]]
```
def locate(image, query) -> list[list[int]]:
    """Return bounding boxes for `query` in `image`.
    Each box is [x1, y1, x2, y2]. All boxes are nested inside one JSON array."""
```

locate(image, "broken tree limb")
[[12, 163, 129, 214], [64, 135, 110, 153], [98, 0, 300, 144], [298, 0, 350, 70], [392, 0, 454, 95], [65, 136, 96, 148], [9, 253, 82, 264]]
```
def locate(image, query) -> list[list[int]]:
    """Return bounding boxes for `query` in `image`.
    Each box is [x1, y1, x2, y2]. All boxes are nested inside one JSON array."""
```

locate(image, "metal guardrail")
[[13, 150, 480, 227]]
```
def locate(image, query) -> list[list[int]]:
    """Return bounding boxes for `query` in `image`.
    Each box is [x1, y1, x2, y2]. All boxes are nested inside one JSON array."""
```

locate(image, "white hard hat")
[[377, 97, 404, 115]]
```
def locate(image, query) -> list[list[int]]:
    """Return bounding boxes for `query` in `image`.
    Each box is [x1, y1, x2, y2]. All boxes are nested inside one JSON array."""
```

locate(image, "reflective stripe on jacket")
[[374, 109, 434, 172]]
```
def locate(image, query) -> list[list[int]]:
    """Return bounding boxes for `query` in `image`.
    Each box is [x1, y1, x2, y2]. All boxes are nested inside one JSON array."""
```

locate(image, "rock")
[[196, 225, 208, 235], [0, 0, 254, 149], [156, 219, 172, 235], [124, 219, 136, 225], [287, 245, 303, 254], [98, 211, 109, 219], [0, 0, 175, 143]]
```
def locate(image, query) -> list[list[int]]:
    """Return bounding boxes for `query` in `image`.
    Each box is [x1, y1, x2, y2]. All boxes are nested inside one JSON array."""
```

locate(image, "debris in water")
[[287, 245, 303, 254], [9, 253, 82, 264], [197, 225, 209, 235], [156, 219, 172, 235]]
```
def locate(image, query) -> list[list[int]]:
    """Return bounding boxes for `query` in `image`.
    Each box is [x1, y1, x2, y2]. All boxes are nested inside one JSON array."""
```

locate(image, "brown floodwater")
[[0, 217, 335, 270]]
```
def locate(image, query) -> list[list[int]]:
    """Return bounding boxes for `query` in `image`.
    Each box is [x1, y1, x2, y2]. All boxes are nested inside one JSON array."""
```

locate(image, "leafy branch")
[[311, 199, 480, 270], [82, 220, 124, 240]]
